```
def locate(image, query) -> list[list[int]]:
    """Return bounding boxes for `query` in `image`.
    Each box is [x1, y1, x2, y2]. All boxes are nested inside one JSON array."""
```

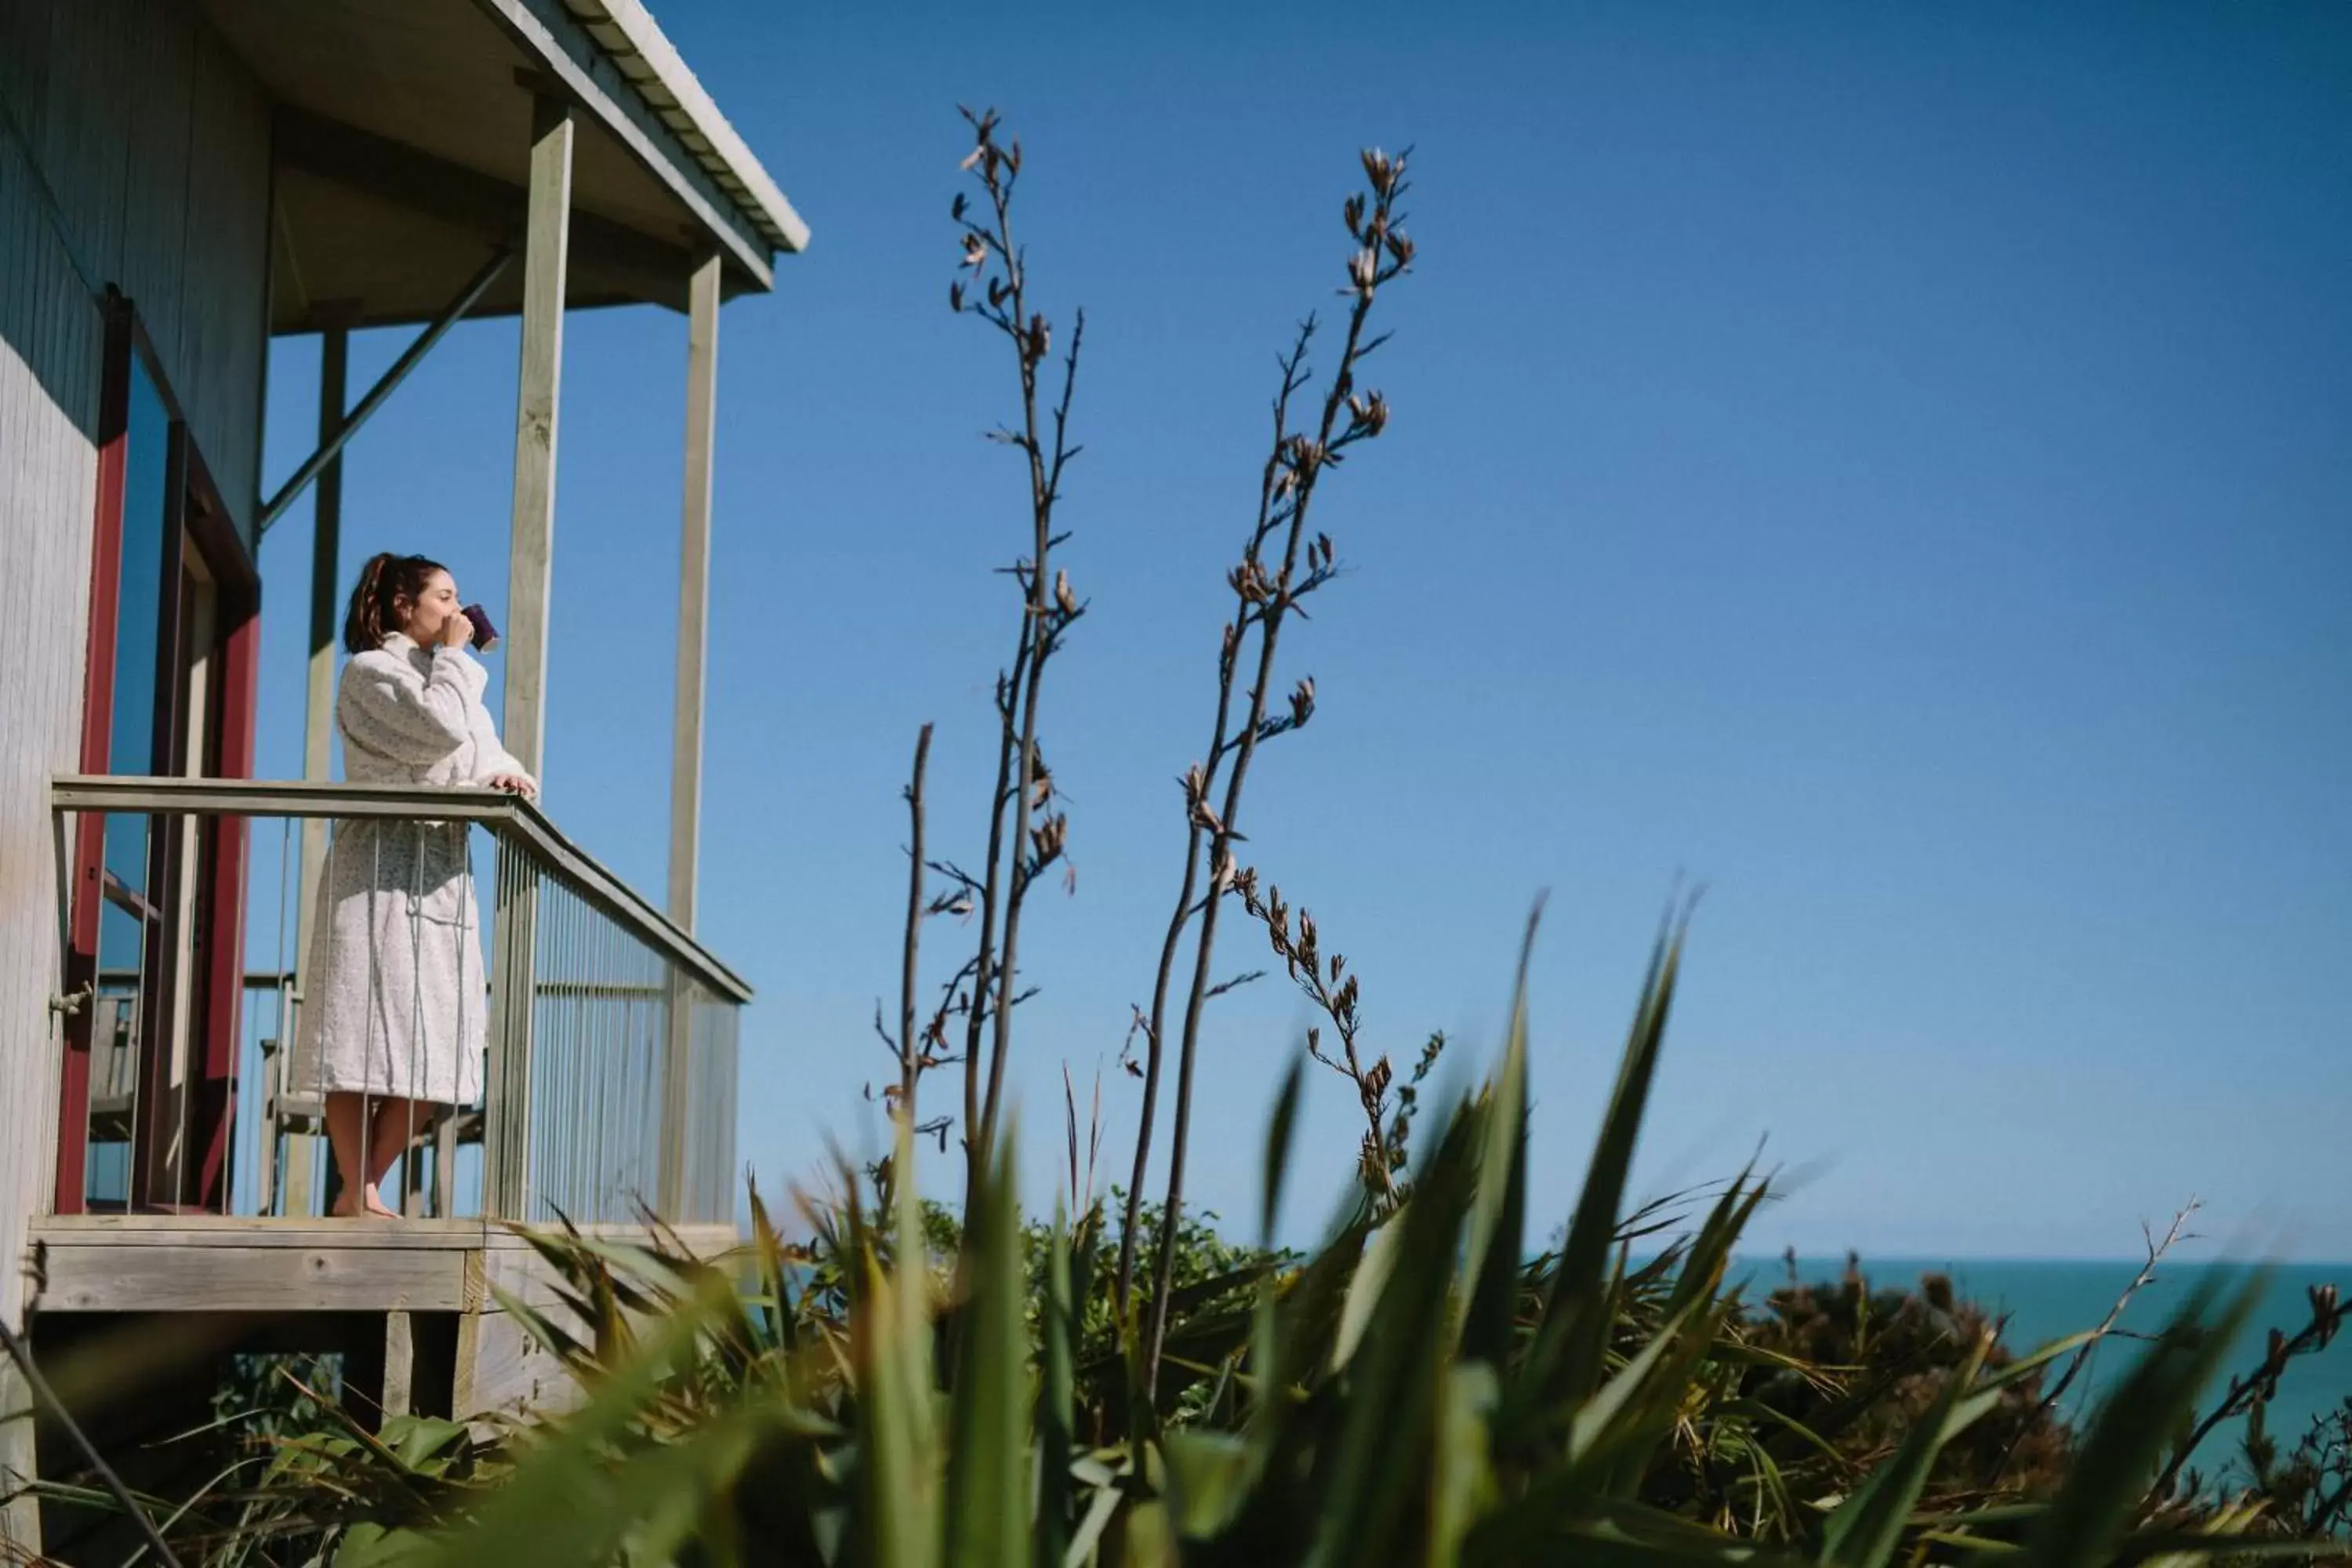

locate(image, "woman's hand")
[[439, 609, 474, 649], [485, 773, 535, 798]]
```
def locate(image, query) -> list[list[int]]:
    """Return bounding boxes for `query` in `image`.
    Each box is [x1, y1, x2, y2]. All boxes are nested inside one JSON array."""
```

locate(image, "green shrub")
[[123, 922, 2322, 1568]]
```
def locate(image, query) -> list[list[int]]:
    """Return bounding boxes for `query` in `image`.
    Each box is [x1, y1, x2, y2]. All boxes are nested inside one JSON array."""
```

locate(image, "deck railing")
[[49, 775, 746, 1229]]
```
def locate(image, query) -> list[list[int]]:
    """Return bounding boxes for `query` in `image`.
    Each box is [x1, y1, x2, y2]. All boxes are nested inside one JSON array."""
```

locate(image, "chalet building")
[[0, 0, 803, 1551]]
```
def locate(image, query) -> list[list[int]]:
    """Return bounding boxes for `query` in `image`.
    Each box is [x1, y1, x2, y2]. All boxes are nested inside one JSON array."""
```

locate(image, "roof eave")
[[470, 0, 807, 297], [568, 0, 810, 255]]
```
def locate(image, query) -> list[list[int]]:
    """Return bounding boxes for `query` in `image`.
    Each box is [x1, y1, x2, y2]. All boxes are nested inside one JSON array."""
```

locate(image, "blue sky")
[[249, 0, 2352, 1260]]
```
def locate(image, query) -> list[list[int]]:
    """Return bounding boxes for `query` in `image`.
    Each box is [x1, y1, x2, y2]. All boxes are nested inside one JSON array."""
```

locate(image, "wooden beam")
[[21, 1217, 735, 1316], [31, 1214, 485, 1246], [454, 1307, 577, 1423], [258, 252, 514, 535], [502, 96, 572, 782], [29, 1243, 474, 1314], [272, 107, 698, 313]]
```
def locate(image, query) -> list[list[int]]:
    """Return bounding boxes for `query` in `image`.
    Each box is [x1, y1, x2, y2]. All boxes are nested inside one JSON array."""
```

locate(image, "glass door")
[[56, 296, 259, 1214]]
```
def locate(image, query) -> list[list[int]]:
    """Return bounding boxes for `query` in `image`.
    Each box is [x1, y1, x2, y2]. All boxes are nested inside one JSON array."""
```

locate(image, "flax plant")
[[112, 918, 2328, 1568]]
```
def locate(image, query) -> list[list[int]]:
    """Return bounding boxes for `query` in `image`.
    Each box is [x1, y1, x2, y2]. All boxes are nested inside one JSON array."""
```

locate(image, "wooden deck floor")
[[27, 1214, 742, 1315]]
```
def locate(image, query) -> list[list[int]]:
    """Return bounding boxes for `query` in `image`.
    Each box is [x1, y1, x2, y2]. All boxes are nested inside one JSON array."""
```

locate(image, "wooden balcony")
[[39, 775, 750, 1329]]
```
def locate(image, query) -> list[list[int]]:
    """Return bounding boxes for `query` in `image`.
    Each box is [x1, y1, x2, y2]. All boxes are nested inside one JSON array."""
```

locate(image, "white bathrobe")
[[291, 633, 535, 1106]]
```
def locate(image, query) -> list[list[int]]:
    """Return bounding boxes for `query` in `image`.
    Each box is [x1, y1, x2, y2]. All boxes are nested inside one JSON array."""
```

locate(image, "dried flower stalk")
[[943, 107, 1089, 1210], [1116, 147, 1419, 1393]]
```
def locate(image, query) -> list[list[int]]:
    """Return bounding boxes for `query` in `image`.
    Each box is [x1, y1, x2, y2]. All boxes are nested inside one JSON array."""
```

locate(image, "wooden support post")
[[668, 253, 720, 931], [383, 1310, 416, 1418], [659, 256, 720, 1220], [484, 853, 537, 1221], [379, 1310, 459, 1421], [501, 96, 574, 780], [452, 1312, 482, 1418], [287, 322, 350, 1217], [486, 101, 568, 1221], [341, 1314, 387, 1434]]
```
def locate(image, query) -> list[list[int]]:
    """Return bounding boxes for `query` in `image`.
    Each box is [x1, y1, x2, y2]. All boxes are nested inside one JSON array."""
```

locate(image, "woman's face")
[[397, 570, 463, 642]]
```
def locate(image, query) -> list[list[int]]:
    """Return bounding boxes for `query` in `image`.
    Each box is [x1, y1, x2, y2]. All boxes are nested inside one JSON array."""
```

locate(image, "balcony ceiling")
[[195, 0, 807, 332]]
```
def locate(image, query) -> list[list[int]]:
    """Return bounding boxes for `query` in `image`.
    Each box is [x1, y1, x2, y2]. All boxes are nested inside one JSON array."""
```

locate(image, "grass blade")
[[859, 1121, 942, 1568], [1038, 1202, 1077, 1568], [946, 1125, 1029, 1568], [1519, 920, 1686, 1421], [1461, 904, 1539, 1367], [1263, 1053, 1306, 1247]]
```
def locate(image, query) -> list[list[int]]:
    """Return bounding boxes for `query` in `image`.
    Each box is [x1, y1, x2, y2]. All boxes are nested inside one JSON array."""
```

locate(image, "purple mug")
[[463, 603, 500, 652]]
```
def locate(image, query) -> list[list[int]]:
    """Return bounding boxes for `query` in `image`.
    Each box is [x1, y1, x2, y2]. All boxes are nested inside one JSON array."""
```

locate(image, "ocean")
[[1744, 1256, 2352, 1480]]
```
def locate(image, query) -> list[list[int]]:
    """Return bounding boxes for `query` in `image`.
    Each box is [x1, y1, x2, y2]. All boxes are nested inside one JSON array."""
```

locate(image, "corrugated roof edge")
[[561, 0, 811, 255]]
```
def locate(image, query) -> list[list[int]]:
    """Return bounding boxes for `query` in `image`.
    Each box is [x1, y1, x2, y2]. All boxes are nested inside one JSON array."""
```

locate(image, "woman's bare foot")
[[331, 1185, 401, 1219]]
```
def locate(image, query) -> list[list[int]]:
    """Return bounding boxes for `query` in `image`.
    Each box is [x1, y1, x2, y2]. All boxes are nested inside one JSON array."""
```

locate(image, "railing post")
[[657, 971, 692, 1221], [483, 845, 537, 1220]]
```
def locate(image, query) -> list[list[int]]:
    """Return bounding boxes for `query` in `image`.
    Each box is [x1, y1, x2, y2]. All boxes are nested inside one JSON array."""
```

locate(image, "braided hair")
[[341, 552, 450, 654]]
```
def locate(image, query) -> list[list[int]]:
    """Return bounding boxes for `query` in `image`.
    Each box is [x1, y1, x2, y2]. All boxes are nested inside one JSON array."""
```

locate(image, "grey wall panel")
[[180, 21, 272, 543], [24, 0, 270, 534], [0, 0, 272, 1347], [0, 130, 103, 1354], [41, 2, 134, 316], [0, 0, 52, 171], [114, 3, 196, 391]]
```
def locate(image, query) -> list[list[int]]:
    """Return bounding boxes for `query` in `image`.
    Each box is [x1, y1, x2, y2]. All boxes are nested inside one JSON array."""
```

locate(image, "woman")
[[293, 553, 535, 1218]]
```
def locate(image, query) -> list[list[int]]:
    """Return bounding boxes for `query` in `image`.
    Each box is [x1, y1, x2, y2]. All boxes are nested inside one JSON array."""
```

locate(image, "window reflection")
[[86, 350, 172, 1208]]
